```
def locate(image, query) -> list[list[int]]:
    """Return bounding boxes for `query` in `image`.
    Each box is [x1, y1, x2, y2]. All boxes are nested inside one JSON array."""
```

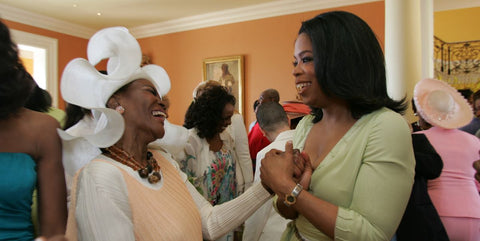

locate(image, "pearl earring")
[[116, 105, 125, 114]]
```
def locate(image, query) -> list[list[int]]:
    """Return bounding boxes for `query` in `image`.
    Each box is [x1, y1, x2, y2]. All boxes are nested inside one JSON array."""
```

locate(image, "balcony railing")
[[434, 36, 480, 91]]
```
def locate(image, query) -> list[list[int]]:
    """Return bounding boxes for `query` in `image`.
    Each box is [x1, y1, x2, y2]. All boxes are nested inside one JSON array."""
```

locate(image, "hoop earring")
[[115, 105, 125, 114]]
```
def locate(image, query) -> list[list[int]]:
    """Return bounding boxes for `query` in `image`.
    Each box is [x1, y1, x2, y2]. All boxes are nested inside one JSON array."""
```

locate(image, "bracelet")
[[283, 183, 303, 207]]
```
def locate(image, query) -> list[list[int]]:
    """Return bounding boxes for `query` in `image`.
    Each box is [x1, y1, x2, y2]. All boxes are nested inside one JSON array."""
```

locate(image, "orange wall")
[[3, 19, 89, 110], [139, 1, 385, 126], [3, 1, 384, 125]]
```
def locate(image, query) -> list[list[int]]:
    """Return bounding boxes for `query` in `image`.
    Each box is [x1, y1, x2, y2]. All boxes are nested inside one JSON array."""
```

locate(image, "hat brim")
[[61, 27, 171, 108], [57, 108, 125, 148], [414, 78, 473, 129], [129, 64, 171, 98]]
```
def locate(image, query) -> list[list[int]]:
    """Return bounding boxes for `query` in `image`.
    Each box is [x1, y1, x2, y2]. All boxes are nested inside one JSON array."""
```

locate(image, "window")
[[10, 29, 59, 107]]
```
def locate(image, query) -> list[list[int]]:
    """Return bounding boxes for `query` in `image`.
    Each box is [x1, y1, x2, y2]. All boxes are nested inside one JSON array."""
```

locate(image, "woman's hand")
[[260, 141, 312, 195], [260, 141, 296, 196], [295, 150, 313, 190], [260, 141, 313, 219]]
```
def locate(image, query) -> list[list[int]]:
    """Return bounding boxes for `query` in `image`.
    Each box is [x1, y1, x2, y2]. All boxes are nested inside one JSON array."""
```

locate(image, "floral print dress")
[[182, 145, 237, 205], [180, 129, 239, 241]]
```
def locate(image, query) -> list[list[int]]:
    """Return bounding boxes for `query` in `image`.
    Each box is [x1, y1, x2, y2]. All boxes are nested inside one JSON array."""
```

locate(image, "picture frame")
[[203, 55, 244, 114]]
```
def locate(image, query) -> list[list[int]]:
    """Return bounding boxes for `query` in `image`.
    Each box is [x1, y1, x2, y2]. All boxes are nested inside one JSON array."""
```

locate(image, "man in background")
[[244, 102, 294, 241], [247, 88, 279, 173]]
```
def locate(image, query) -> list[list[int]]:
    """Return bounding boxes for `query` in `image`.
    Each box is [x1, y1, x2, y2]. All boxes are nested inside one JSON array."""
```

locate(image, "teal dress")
[[0, 153, 37, 241]]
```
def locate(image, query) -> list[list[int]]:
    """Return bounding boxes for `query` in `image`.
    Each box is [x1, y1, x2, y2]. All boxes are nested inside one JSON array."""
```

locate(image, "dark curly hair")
[[0, 20, 35, 119], [299, 11, 407, 121], [184, 85, 235, 139]]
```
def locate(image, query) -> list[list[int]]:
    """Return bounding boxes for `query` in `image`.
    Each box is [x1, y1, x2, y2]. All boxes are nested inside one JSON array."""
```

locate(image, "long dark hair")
[[299, 11, 406, 120], [24, 82, 52, 113], [0, 20, 35, 119]]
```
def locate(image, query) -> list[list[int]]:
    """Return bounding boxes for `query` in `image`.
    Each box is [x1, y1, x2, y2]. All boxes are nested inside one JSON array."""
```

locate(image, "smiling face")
[[293, 33, 324, 108], [112, 79, 167, 141]]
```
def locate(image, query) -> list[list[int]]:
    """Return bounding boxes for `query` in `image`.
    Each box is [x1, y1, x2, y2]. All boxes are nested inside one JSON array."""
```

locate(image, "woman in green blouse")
[[260, 11, 415, 241]]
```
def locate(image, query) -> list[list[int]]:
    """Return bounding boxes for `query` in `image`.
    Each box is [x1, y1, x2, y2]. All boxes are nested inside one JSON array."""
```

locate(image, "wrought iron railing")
[[434, 36, 480, 91]]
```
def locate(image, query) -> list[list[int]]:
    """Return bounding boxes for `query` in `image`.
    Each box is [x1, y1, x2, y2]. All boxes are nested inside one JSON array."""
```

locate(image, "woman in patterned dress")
[[183, 85, 244, 240]]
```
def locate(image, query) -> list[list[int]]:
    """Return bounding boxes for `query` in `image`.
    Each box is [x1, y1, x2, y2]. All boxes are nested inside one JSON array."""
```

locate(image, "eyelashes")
[[302, 56, 313, 63], [292, 56, 314, 67]]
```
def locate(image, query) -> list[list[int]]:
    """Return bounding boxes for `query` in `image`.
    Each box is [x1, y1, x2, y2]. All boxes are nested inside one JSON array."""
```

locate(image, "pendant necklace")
[[105, 145, 161, 184]]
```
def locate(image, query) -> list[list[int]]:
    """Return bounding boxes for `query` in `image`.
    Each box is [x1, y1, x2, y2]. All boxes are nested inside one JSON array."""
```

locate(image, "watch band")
[[284, 183, 303, 207]]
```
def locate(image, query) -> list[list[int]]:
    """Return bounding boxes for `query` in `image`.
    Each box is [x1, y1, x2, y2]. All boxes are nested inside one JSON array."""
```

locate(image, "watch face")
[[286, 195, 296, 203]]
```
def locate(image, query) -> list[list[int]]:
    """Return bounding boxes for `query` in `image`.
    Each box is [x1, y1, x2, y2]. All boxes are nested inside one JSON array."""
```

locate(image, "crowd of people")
[[1, 10, 480, 241]]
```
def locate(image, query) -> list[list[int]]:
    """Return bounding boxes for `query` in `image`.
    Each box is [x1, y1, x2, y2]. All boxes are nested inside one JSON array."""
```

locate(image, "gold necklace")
[[105, 146, 161, 184]]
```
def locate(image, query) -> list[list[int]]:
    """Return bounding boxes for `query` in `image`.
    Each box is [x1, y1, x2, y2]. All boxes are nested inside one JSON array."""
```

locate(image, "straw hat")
[[413, 78, 473, 129]]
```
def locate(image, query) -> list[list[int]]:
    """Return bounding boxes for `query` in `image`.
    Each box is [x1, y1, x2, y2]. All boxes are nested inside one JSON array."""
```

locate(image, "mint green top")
[[282, 108, 415, 241], [47, 107, 66, 128]]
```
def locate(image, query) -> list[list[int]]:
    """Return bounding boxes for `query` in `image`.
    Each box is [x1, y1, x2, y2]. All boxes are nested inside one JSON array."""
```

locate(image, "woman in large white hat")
[[61, 27, 273, 241], [413, 78, 480, 241]]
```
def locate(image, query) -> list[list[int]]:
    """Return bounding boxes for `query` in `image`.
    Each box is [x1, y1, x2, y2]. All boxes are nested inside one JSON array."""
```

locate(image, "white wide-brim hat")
[[59, 27, 171, 146], [59, 27, 171, 175], [413, 78, 473, 129], [58, 108, 124, 177], [61, 27, 171, 109]]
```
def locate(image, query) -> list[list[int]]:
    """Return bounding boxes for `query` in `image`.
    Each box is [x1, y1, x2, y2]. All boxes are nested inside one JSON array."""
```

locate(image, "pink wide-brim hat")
[[413, 78, 473, 129]]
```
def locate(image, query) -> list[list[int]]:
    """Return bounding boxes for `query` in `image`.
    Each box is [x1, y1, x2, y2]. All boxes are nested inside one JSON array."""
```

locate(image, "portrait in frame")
[[203, 55, 244, 114]]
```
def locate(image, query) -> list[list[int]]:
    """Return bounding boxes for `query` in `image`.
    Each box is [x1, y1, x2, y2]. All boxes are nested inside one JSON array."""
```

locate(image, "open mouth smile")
[[296, 82, 312, 93]]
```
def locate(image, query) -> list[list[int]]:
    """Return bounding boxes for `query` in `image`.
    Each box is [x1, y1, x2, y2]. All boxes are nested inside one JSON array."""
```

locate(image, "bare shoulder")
[[0, 109, 61, 158], [23, 110, 62, 152], [25, 109, 61, 132]]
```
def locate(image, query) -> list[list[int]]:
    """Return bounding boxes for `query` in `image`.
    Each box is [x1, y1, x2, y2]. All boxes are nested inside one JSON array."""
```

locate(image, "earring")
[[115, 105, 125, 114]]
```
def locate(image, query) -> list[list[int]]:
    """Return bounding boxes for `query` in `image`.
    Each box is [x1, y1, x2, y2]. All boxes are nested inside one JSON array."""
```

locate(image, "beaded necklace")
[[105, 145, 161, 184]]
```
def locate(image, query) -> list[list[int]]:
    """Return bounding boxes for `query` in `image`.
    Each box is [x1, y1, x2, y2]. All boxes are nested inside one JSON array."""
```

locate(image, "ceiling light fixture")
[[97, 12, 102, 16]]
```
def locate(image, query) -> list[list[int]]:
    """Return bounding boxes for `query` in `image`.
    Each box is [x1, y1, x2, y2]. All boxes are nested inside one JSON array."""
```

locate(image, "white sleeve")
[[230, 113, 253, 190], [75, 161, 134, 241], [158, 149, 271, 240], [148, 119, 189, 162], [186, 180, 271, 240], [181, 129, 208, 175], [253, 150, 266, 183], [243, 150, 270, 241]]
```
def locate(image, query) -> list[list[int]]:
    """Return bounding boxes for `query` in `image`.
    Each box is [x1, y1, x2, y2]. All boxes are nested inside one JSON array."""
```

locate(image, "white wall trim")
[[0, 3, 95, 39], [11, 29, 59, 107], [1, 0, 380, 39], [129, 0, 380, 38], [2, 0, 475, 39]]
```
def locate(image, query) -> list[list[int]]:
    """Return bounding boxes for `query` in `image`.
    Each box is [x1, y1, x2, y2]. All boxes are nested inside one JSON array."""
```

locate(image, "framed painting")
[[203, 55, 244, 114]]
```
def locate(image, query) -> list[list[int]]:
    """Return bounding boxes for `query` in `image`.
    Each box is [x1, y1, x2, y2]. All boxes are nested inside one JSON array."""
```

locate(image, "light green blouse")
[[282, 107, 415, 241]]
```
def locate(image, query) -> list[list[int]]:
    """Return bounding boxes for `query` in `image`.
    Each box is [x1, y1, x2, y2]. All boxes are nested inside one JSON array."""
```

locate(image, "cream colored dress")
[[66, 149, 270, 241]]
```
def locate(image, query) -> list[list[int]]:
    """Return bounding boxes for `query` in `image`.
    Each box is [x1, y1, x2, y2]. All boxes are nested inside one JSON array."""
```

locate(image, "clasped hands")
[[259, 141, 313, 197]]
